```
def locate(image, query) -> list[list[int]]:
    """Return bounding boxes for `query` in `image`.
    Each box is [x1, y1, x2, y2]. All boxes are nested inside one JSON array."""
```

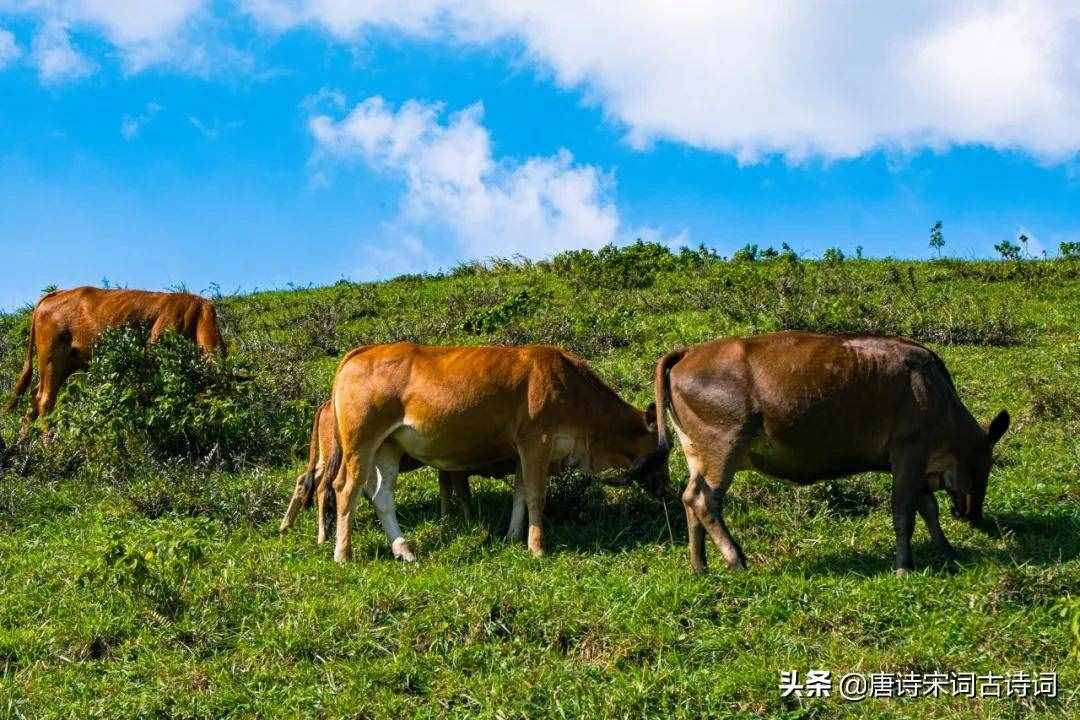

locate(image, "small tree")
[[995, 238, 1021, 261], [929, 221, 945, 257]]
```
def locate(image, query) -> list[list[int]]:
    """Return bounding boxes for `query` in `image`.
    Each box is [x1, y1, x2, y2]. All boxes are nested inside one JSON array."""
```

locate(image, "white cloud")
[[0, 27, 20, 68], [189, 116, 242, 140], [248, 1, 1080, 164], [3, 1, 227, 76], [310, 96, 622, 266], [120, 101, 161, 140], [31, 21, 93, 83]]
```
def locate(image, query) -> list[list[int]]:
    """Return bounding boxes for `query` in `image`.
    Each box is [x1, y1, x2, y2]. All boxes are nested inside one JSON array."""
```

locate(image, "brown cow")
[[5, 287, 226, 436], [279, 399, 514, 543], [627, 331, 1009, 576], [321, 343, 659, 562]]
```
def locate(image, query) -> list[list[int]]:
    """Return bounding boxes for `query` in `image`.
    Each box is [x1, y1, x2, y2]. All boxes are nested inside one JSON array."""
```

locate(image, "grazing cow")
[[279, 399, 513, 543], [628, 331, 1010, 575], [322, 343, 659, 563], [5, 287, 226, 435]]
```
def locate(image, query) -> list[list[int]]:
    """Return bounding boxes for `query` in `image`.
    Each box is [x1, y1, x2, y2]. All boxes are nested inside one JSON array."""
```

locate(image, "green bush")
[[461, 289, 541, 334], [49, 324, 308, 473], [88, 519, 211, 620], [551, 241, 679, 290]]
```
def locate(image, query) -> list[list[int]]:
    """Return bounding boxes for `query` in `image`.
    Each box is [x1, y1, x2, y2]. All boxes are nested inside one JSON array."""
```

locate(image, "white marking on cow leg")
[[506, 471, 527, 542], [519, 445, 552, 557], [371, 449, 414, 562], [279, 473, 307, 532]]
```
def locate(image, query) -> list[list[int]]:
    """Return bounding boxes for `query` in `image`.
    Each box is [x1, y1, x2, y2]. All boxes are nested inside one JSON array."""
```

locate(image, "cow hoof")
[[391, 538, 416, 562]]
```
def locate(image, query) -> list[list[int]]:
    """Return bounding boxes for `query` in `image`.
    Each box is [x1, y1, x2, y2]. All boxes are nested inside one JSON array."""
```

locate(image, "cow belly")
[[389, 425, 515, 471], [746, 435, 888, 485]]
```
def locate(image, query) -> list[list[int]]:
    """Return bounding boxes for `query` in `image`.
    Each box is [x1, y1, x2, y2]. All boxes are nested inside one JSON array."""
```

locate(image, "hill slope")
[[1, 247, 1078, 718]]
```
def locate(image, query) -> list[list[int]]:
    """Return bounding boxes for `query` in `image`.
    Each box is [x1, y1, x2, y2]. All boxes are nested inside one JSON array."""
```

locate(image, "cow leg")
[[279, 471, 309, 532], [506, 469, 527, 542], [317, 466, 335, 545], [334, 443, 378, 563], [890, 450, 926, 575], [684, 434, 748, 571], [917, 491, 957, 562], [454, 474, 473, 522], [19, 394, 40, 441], [681, 459, 709, 575], [438, 471, 454, 516], [33, 356, 68, 437], [368, 445, 413, 562], [519, 443, 552, 557]]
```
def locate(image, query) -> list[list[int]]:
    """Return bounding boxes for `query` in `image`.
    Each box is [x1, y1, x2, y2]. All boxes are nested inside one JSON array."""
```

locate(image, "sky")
[[2, 1, 1080, 310]]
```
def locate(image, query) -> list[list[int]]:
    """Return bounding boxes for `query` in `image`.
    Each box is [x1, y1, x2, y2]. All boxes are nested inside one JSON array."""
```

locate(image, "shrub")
[[48, 324, 308, 473], [461, 289, 541, 334], [551, 241, 678, 290], [732, 244, 759, 262], [995, 239, 1022, 261], [1061, 241, 1080, 260], [89, 520, 211, 620], [821, 247, 845, 264]]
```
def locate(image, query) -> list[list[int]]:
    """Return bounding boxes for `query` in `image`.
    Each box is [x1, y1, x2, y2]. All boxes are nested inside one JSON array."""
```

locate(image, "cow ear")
[[986, 409, 1010, 446], [644, 402, 657, 432]]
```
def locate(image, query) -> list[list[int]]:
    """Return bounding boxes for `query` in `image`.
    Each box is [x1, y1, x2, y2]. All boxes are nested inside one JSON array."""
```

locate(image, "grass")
[[1, 247, 1078, 718]]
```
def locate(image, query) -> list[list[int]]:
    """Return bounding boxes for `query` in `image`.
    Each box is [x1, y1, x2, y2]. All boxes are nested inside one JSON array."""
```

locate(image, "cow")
[[321, 342, 660, 563], [5, 287, 226, 436], [626, 331, 1010, 576], [279, 399, 515, 543]]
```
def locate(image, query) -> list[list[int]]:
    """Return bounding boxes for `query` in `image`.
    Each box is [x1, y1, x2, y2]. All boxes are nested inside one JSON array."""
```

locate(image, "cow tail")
[[653, 349, 685, 457], [5, 309, 37, 414], [320, 397, 344, 528], [628, 349, 685, 482], [300, 402, 326, 508]]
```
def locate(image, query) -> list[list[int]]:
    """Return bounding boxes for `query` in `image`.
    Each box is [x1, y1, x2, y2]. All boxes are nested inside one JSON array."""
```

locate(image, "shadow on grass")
[[983, 511, 1080, 566], [792, 511, 1080, 577], [390, 484, 680, 557]]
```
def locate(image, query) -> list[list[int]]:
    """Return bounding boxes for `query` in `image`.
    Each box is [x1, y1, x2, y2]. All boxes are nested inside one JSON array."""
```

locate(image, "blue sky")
[[2, 2, 1080, 310]]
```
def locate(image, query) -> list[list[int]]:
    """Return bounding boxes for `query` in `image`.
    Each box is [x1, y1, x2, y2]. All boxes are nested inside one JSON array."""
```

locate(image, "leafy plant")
[[821, 247, 845, 264], [929, 220, 945, 256], [461, 289, 540, 334], [91, 520, 211, 619], [732, 244, 760, 262], [49, 324, 308, 472], [995, 238, 1022, 261], [1058, 597, 1080, 658]]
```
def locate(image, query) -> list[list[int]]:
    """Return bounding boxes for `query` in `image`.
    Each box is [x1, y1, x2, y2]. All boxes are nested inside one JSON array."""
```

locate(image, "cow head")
[[944, 409, 1009, 525], [597, 402, 670, 497]]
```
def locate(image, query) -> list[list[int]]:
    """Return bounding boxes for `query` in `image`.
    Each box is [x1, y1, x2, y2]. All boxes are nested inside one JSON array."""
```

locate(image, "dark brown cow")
[[279, 399, 515, 543], [322, 343, 659, 562], [5, 287, 225, 435], [628, 331, 1009, 575]]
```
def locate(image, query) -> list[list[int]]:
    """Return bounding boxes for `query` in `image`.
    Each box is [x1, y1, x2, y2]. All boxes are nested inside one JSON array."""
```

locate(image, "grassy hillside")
[[1, 245, 1078, 719]]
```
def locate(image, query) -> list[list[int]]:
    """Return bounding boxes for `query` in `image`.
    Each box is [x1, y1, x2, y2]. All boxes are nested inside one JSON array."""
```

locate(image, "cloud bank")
[[310, 96, 620, 273], [6, 2, 1080, 164], [243, 1, 1080, 164]]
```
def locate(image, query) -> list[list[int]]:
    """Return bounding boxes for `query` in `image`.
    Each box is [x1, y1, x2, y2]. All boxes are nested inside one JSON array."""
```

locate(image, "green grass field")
[[1, 247, 1078, 718]]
